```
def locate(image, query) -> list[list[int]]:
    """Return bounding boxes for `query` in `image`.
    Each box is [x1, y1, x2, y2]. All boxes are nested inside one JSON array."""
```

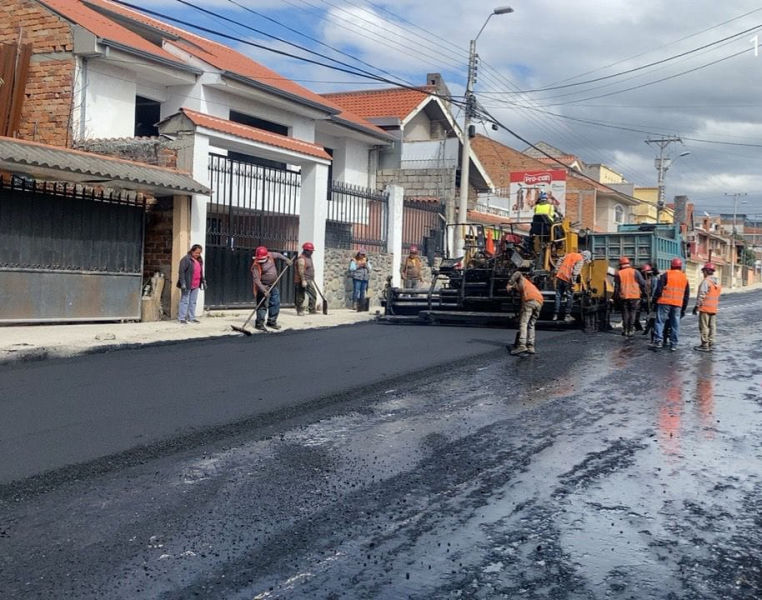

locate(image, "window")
[[614, 204, 625, 224], [229, 110, 290, 170], [134, 96, 160, 137]]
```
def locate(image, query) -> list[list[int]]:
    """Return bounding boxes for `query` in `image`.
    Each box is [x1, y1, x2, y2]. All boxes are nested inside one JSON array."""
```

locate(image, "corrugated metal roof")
[[0, 136, 209, 195]]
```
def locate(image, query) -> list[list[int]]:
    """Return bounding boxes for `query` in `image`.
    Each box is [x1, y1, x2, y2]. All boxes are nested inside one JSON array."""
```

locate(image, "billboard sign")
[[508, 170, 566, 221]]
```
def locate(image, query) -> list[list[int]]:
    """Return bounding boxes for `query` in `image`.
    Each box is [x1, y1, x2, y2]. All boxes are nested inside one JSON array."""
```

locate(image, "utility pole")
[[726, 192, 747, 289], [645, 136, 685, 224], [457, 39, 477, 255]]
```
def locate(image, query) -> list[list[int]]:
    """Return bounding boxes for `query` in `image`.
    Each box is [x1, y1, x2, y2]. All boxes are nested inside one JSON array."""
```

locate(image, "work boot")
[[627, 329, 635, 338], [254, 322, 268, 332], [352, 301, 358, 310], [648, 340, 662, 350], [670, 345, 677, 352], [693, 343, 711, 352], [296, 310, 305, 316], [510, 344, 529, 356], [564, 315, 574, 323], [266, 321, 282, 331], [621, 328, 628, 337], [552, 313, 559, 321], [526, 345, 536, 355], [309, 308, 318, 315]]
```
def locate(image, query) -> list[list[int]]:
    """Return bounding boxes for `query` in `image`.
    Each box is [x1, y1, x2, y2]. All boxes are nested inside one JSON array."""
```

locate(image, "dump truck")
[[382, 219, 613, 332], [585, 223, 687, 274]]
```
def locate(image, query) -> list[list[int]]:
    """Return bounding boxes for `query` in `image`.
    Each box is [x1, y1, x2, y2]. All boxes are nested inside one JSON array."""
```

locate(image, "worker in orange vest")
[[692, 262, 721, 352], [650, 257, 690, 351], [507, 271, 544, 355], [553, 250, 592, 322], [614, 256, 646, 338]]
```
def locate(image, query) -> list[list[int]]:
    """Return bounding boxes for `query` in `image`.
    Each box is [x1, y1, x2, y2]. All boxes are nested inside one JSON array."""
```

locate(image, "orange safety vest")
[[617, 266, 641, 300], [557, 253, 583, 283], [698, 278, 721, 314], [522, 278, 545, 305], [657, 270, 689, 307]]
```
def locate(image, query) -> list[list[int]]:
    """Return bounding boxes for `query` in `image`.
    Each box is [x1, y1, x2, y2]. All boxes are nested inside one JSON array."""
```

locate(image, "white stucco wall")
[[596, 199, 632, 233], [404, 111, 431, 142], [80, 61, 137, 139], [314, 132, 372, 188]]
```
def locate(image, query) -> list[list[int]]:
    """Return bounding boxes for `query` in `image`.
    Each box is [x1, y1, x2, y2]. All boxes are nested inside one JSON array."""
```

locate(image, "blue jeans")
[[353, 279, 368, 303], [178, 287, 199, 322], [554, 279, 573, 315], [654, 304, 680, 346], [256, 286, 280, 325]]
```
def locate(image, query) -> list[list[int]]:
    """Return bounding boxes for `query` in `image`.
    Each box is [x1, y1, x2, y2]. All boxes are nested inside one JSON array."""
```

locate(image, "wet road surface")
[[1, 291, 761, 599]]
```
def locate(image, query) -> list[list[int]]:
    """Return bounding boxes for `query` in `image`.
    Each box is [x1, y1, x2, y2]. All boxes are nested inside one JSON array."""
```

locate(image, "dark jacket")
[[251, 252, 288, 294], [177, 254, 205, 291]]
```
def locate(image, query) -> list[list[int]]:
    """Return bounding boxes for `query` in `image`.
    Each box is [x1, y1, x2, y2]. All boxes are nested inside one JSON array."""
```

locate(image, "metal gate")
[[205, 154, 300, 308], [0, 177, 145, 322]]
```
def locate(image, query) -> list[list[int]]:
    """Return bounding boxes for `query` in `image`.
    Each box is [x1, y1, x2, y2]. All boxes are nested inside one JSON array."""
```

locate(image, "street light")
[[655, 150, 690, 224], [457, 6, 513, 254]]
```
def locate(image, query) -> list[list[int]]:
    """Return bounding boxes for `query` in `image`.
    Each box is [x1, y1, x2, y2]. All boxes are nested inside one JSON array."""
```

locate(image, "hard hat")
[[255, 246, 269, 262], [409, 245, 419, 254], [619, 256, 631, 267], [509, 271, 523, 285], [538, 192, 548, 201], [641, 263, 653, 273], [671, 257, 683, 269], [702, 262, 715, 272], [581, 250, 592, 262], [302, 242, 315, 252]]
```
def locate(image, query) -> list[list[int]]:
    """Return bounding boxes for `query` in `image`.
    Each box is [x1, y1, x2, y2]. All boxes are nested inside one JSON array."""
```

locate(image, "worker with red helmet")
[[614, 256, 646, 338], [693, 262, 721, 352], [401, 245, 424, 289], [650, 257, 690, 351], [251, 246, 292, 331], [295, 242, 317, 316]]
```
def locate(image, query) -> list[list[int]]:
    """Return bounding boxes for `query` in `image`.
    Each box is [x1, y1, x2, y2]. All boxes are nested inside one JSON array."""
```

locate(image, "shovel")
[[310, 281, 329, 315], [232, 262, 291, 336]]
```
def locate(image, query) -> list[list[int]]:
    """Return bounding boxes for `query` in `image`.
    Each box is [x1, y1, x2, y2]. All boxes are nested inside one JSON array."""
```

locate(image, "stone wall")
[[377, 167, 455, 199], [323, 248, 394, 309], [73, 137, 179, 169], [322, 248, 438, 308]]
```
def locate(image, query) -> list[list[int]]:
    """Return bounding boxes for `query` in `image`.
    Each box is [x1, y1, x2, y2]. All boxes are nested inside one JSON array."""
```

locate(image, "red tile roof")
[[39, 0, 187, 66], [322, 86, 436, 120], [45, 0, 389, 140], [179, 109, 332, 161]]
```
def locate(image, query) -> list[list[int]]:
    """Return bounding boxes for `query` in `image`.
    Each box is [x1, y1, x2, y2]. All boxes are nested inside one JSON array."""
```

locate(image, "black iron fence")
[[326, 181, 388, 251], [205, 154, 300, 308], [402, 196, 444, 256], [0, 177, 145, 273]]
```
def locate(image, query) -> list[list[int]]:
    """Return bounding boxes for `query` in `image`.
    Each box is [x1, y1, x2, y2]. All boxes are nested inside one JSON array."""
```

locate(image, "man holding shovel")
[[295, 242, 317, 316], [251, 246, 292, 331]]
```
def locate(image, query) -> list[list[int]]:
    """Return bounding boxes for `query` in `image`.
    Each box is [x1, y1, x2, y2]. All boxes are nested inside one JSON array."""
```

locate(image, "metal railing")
[[402, 196, 444, 255], [326, 180, 388, 251]]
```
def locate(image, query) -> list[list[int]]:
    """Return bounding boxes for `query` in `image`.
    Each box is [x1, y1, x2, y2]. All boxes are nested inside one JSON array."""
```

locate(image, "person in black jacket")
[[176, 244, 206, 324]]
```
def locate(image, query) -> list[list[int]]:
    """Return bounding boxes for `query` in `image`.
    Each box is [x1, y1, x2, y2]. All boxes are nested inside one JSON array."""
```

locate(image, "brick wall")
[[0, 0, 75, 146], [143, 196, 175, 316]]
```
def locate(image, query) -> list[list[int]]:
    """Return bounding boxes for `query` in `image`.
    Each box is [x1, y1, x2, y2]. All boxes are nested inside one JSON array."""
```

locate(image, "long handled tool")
[[232, 263, 291, 336], [311, 280, 329, 315]]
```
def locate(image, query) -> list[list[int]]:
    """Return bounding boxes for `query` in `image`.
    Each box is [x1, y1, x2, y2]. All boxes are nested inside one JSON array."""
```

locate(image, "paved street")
[[1, 291, 761, 599]]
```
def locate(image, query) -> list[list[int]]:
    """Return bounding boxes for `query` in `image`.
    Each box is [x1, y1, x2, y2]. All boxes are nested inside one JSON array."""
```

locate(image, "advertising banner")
[[509, 170, 566, 221]]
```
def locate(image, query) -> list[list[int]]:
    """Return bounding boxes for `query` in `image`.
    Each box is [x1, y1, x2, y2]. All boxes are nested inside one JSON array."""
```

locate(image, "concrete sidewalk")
[[0, 307, 375, 364]]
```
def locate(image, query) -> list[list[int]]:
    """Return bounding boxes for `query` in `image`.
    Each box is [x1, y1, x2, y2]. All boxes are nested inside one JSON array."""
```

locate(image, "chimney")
[[673, 195, 688, 226], [426, 73, 451, 102]]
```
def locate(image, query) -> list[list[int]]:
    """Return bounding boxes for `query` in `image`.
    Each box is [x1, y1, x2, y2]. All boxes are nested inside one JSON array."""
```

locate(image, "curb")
[[0, 320, 376, 367]]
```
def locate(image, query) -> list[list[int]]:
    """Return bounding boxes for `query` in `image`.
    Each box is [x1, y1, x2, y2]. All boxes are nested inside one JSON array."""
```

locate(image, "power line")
[[478, 21, 762, 95]]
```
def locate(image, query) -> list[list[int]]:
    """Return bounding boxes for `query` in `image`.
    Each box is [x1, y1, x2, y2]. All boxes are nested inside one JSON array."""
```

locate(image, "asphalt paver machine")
[[382, 219, 612, 332]]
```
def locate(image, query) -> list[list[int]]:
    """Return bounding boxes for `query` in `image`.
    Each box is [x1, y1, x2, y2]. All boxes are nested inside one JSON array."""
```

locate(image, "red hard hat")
[[702, 262, 715, 272], [671, 257, 683, 269], [255, 246, 269, 261], [302, 242, 315, 252], [641, 263, 652, 273], [410, 245, 419, 253], [618, 256, 630, 266]]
